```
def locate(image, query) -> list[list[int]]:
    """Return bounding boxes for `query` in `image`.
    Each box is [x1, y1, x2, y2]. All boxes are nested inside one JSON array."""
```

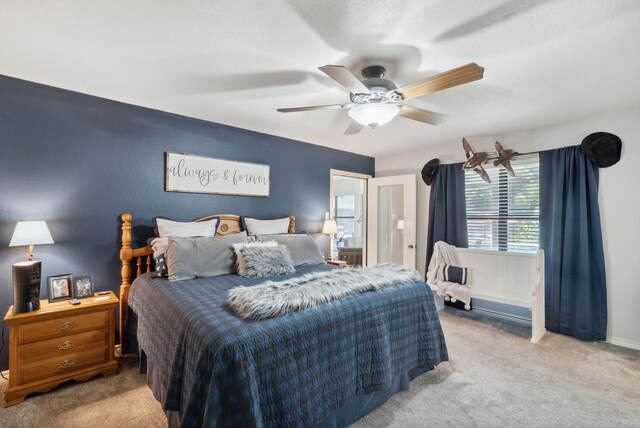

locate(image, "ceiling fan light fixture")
[[348, 103, 399, 128]]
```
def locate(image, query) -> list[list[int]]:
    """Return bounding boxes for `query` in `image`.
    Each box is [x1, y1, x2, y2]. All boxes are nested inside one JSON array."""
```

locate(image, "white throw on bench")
[[430, 246, 546, 344]]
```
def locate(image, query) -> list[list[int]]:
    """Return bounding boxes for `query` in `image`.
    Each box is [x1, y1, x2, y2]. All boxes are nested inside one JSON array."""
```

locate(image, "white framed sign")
[[165, 152, 270, 197]]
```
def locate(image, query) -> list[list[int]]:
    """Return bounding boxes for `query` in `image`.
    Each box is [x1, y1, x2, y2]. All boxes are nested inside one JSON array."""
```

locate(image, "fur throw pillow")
[[233, 241, 295, 278]]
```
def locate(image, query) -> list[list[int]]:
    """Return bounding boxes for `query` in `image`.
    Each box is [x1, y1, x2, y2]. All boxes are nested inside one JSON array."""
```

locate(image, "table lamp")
[[9, 221, 54, 314], [322, 214, 338, 261]]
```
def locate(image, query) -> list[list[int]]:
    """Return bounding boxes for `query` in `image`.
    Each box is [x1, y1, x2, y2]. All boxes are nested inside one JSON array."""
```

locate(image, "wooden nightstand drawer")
[[19, 329, 107, 364], [18, 310, 109, 344], [18, 346, 109, 384]]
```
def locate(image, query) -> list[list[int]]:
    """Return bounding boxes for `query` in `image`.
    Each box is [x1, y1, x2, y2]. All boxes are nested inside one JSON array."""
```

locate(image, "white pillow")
[[156, 218, 219, 238], [243, 217, 290, 235]]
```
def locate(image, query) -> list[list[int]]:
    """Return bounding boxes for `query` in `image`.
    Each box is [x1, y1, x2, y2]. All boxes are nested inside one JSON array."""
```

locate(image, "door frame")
[[330, 169, 372, 265]]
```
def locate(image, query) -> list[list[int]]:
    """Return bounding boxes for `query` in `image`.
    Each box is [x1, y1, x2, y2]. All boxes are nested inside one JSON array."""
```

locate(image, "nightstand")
[[2, 292, 118, 407], [326, 259, 347, 267]]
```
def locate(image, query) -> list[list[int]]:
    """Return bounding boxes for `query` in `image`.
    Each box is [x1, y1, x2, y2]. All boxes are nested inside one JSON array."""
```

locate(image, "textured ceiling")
[[1, 0, 639, 157]]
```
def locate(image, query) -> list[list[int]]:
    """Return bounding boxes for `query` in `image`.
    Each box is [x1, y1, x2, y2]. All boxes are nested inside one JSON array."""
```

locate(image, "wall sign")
[[165, 152, 270, 197]]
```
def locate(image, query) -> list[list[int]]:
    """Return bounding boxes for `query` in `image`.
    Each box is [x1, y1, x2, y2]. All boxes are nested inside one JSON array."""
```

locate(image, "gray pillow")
[[256, 234, 324, 266], [166, 231, 248, 281], [233, 241, 295, 278]]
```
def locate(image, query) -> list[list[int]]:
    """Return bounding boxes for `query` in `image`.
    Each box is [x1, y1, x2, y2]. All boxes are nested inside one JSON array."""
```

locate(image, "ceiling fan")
[[277, 62, 484, 135]]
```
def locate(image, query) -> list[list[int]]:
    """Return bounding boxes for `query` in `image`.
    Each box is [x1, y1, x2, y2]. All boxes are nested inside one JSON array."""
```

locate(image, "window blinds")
[[465, 155, 540, 253]]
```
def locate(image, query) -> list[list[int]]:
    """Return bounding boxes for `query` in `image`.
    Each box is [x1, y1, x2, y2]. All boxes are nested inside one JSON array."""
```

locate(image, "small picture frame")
[[47, 274, 74, 302], [73, 276, 95, 299]]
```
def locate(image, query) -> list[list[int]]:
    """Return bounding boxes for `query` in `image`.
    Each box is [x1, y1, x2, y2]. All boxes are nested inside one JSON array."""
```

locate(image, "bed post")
[[119, 213, 133, 354], [288, 215, 295, 234]]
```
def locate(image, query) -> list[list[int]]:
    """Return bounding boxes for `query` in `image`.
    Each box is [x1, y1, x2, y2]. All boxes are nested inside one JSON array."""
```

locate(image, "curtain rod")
[[439, 150, 539, 166], [438, 144, 582, 166]]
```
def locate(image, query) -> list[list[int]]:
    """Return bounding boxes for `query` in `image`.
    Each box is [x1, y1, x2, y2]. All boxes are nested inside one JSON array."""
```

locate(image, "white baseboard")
[[607, 336, 640, 351], [466, 312, 640, 351]]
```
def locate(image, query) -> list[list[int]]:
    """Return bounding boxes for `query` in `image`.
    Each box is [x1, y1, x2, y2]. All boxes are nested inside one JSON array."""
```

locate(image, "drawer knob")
[[58, 340, 76, 351], [58, 321, 77, 332], [57, 359, 77, 369]]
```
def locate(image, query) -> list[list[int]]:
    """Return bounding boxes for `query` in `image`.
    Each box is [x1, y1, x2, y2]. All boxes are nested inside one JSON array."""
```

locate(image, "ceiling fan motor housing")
[[361, 65, 386, 79], [351, 65, 401, 103]]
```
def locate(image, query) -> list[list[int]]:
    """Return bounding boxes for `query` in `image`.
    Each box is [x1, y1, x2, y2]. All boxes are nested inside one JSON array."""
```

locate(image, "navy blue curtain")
[[426, 163, 468, 269], [540, 146, 607, 340]]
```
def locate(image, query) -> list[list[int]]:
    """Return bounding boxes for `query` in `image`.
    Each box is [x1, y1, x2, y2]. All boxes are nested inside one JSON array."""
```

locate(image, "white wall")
[[376, 106, 640, 349]]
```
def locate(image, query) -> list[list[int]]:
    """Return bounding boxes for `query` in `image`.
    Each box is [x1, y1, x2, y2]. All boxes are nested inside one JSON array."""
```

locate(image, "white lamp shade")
[[348, 103, 400, 128], [9, 221, 54, 247], [322, 219, 338, 234]]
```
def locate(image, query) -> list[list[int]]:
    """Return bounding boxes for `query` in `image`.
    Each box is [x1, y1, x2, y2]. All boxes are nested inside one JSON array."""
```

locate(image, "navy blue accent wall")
[[0, 75, 374, 370]]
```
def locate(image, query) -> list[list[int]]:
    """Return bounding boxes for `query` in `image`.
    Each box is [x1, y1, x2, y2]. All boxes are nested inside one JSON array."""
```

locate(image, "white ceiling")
[[1, 1, 639, 158]]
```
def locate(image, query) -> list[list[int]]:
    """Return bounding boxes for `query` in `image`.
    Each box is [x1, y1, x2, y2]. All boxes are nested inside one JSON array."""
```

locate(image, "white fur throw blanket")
[[228, 263, 421, 320], [427, 241, 473, 309]]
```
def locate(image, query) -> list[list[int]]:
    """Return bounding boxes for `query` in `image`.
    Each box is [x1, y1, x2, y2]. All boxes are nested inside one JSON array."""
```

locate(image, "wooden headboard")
[[118, 213, 295, 352]]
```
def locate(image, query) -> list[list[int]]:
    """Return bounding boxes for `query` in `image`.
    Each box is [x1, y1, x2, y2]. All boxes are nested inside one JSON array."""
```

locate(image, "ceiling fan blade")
[[394, 63, 484, 100], [319, 65, 371, 95], [398, 105, 449, 125], [344, 121, 364, 136], [277, 103, 353, 113]]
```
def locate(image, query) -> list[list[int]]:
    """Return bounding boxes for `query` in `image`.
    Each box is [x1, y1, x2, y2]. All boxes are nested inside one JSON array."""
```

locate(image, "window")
[[335, 194, 356, 245], [465, 155, 539, 253], [334, 194, 364, 248], [330, 170, 369, 266]]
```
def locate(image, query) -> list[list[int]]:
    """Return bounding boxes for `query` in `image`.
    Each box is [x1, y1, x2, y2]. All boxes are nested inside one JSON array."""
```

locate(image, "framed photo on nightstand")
[[47, 274, 73, 302], [73, 276, 94, 299]]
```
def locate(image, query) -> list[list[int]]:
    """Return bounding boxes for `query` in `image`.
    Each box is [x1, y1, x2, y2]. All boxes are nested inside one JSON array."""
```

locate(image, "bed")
[[118, 213, 448, 427]]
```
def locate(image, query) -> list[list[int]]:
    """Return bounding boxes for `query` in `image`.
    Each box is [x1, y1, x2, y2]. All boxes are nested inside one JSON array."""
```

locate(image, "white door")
[[367, 174, 417, 269]]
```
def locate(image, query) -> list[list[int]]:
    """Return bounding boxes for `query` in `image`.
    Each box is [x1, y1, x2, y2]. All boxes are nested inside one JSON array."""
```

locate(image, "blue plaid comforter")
[[129, 264, 448, 427]]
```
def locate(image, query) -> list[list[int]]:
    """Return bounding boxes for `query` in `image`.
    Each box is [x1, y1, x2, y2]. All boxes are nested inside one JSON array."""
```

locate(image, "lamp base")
[[13, 261, 42, 314], [13, 300, 39, 313]]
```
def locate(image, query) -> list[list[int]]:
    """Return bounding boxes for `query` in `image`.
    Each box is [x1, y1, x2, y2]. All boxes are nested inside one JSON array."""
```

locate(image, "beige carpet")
[[2, 309, 639, 427]]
